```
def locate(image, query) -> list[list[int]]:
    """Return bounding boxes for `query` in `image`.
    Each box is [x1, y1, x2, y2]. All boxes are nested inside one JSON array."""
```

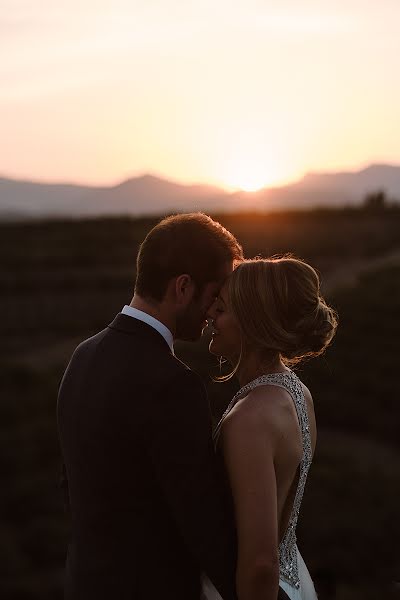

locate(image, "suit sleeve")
[[145, 369, 237, 600]]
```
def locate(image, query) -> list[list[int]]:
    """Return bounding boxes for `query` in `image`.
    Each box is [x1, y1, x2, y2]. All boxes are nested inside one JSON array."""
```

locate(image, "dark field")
[[1, 207, 399, 599]]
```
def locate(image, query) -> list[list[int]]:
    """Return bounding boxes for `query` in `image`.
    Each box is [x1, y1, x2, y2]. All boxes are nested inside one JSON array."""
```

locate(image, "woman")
[[205, 256, 338, 600]]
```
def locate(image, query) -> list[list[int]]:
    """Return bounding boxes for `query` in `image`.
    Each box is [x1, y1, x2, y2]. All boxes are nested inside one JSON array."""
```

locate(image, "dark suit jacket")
[[57, 314, 238, 600]]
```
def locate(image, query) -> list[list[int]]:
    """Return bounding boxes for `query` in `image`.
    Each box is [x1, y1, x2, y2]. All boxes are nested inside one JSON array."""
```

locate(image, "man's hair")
[[135, 213, 243, 302]]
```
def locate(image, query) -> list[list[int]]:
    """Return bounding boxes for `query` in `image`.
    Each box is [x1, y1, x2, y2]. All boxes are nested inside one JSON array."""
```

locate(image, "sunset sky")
[[2, 0, 400, 191]]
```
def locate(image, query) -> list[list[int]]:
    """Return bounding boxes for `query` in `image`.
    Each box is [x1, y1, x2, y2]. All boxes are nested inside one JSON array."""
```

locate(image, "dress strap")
[[213, 371, 311, 454]]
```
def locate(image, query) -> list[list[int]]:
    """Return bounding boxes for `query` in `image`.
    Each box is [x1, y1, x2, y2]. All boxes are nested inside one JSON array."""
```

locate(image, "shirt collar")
[[121, 305, 174, 354]]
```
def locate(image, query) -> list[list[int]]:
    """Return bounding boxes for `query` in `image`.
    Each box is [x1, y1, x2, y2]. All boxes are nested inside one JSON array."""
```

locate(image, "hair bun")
[[296, 300, 338, 357]]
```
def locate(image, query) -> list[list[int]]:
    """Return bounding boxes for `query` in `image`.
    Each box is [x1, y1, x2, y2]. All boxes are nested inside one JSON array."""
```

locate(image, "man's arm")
[[146, 369, 237, 600]]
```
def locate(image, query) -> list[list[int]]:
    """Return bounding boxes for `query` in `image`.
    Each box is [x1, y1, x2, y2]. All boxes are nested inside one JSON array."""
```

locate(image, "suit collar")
[[121, 305, 174, 353], [108, 313, 173, 354]]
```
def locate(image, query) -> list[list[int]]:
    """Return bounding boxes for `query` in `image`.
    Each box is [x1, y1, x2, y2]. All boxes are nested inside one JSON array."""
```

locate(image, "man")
[[57, 213, 243, 599]]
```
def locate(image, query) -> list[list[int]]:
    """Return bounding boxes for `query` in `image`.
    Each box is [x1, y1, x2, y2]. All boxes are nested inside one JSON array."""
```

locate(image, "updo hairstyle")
[[226, 255, 338, 368]]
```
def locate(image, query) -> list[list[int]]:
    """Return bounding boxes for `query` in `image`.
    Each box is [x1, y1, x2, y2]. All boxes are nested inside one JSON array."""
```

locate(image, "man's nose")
[[206, 300, 217, 321]]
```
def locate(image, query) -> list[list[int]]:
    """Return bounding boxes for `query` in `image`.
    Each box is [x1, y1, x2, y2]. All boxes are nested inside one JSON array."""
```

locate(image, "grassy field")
[[1, 206, 399, 599]]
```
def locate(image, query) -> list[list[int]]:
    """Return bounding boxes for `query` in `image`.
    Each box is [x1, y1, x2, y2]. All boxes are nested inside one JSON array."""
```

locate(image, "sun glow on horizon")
[[218, 151, 288, 192], [228, 171, 268, 192]]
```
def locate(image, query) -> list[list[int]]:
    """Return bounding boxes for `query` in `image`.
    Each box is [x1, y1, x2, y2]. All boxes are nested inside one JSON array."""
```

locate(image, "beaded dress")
[[202, 370, 318, 600]]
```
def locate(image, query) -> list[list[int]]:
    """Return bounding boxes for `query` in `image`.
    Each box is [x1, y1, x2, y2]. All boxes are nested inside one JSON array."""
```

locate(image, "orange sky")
[[2, 0, 400, 191]]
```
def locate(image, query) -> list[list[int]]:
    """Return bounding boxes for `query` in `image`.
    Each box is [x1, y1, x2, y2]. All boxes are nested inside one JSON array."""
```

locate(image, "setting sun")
[[228, 170, 268, 192], [218, 153, 285, 192], [213, 129, 290, 193]]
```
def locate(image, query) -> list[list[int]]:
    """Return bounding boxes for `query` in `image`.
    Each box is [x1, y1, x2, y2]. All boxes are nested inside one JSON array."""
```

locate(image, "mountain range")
[[1, 164, 399, 219]]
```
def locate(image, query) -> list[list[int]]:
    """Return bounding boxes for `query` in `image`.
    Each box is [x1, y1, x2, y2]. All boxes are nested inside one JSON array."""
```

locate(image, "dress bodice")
[[213, 370, 313, 590]]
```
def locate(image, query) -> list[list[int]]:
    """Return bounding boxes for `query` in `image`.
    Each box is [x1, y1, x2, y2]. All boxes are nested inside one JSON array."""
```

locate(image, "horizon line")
[[1, 160, 400, 192]]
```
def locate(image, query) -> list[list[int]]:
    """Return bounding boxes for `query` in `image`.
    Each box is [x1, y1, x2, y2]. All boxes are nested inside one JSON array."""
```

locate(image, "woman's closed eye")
[[215, 303, 224, 314]]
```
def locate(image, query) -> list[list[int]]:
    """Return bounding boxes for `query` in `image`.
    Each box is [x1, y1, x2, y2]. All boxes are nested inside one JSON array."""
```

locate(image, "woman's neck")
[[236, 353, 288, 387]]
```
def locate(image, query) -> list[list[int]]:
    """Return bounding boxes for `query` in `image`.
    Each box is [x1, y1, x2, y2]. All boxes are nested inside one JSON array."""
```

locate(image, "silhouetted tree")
[[363, 189, 387, 210]]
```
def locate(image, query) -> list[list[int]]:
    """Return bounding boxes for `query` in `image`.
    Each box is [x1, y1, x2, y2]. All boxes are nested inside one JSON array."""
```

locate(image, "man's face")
[[175, 261, 233, 341]]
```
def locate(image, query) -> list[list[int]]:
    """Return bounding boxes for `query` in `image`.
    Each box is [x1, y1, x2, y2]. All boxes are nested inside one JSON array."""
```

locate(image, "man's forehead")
[[207, 280, 229, 298], [213, 268, 231, 287], [202, 261, 233, 293]]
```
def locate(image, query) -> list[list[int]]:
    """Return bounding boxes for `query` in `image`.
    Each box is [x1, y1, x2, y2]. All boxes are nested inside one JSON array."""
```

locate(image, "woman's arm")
[[222, 395, 281, 600]]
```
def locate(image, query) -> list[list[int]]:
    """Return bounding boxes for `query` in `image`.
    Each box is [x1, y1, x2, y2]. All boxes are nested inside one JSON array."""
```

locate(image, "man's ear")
[[175, 274, 195, 305]]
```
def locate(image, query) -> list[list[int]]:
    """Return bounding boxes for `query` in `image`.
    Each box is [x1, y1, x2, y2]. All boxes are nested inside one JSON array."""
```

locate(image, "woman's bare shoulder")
[[222, 384, 294, 443]]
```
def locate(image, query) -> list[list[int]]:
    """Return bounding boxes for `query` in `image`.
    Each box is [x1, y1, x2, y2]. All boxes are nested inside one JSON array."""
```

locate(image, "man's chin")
[[175, 319, 211, 342], [176, 328, 203, 343], [183, 333, 201, 342]]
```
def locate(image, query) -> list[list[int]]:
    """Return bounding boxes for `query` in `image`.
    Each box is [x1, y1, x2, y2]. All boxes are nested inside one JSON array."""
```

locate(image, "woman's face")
[[207, 283, 242, 361]]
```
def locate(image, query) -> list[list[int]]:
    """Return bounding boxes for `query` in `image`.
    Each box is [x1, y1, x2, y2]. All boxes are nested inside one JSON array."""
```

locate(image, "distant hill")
[[238, 164, 400, 210], [1, 164, 399, 219]]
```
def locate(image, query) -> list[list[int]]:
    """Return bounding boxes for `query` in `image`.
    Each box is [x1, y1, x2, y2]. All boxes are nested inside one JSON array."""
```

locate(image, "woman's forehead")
[[219, 283, 229, 302]]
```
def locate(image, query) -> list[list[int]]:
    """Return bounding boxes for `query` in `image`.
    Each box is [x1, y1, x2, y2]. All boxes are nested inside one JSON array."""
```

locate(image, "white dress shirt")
[[121, 305, 174, 354]]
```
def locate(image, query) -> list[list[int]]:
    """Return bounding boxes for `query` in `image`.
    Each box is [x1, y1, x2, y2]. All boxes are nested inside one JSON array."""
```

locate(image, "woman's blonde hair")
[[221, 255, 338, 379]]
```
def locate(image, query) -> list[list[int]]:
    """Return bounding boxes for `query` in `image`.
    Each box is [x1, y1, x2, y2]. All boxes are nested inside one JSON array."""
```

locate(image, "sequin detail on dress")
[[213, 371, 313, 591]]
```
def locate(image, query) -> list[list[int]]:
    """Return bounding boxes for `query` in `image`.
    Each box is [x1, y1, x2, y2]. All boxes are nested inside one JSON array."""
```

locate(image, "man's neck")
[[130, 295, 176, 337]]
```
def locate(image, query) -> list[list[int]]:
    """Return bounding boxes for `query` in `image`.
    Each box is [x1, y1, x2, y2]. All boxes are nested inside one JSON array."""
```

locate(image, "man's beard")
[[175, 304, 204, 342]]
